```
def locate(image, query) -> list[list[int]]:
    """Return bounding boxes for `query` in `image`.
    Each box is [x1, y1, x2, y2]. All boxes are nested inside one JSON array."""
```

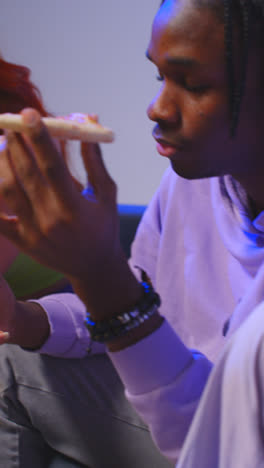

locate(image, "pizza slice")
[[0, 112, 114, 143]]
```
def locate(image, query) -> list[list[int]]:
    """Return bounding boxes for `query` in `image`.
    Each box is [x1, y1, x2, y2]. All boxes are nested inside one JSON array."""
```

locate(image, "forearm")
[[71, 255, 163, 352], [8, 300, 50, 349], [70, 253, 144, 322]]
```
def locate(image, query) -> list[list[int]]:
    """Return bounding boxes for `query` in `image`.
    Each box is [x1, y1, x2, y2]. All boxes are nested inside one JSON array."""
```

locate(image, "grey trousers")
[[0, 345, 173, 468]]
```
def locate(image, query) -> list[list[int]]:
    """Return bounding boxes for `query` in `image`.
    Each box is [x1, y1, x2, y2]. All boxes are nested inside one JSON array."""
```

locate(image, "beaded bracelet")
[[85, 275, 161, 343]]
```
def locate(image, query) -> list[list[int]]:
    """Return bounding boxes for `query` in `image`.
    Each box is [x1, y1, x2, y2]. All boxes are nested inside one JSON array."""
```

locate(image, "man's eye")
[[184, 83, 209, 93]]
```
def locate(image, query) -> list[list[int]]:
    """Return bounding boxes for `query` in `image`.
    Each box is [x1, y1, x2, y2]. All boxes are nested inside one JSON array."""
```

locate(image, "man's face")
[[146, 0, 261, 180]]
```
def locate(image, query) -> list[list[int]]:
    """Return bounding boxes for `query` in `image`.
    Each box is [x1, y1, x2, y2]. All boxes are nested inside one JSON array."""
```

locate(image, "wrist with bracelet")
[[85, 270, 161, 343]]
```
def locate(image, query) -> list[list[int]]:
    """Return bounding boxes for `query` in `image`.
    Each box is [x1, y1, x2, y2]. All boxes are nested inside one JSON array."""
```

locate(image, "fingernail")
[[22, 109, 39, 128], [0, 331, 10, 342]]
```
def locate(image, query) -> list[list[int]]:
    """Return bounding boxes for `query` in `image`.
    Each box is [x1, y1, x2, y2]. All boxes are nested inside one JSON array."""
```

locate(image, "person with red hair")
[[0, 56, 172, 468]]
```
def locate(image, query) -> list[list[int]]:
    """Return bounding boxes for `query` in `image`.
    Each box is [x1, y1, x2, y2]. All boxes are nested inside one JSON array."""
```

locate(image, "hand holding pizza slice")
[[0, 108, 140, 320]]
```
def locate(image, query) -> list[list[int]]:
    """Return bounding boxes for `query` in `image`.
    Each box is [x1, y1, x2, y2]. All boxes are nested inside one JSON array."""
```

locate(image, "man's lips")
[[155, 138, 183, 158]]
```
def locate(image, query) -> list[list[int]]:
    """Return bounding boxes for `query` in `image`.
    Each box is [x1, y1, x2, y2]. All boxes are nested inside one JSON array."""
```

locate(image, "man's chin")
[[170, 160, 217, 180]]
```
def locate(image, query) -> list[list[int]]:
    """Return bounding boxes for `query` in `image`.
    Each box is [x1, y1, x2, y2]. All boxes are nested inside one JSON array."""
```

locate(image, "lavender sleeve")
[[108, 320, 212, 463], [30, 293, 105, 358]]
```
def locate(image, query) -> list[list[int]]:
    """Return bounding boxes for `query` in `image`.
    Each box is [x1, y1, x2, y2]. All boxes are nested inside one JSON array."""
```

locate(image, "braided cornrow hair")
[[223, 0, 263, 136], [160, 0, 264, 136]]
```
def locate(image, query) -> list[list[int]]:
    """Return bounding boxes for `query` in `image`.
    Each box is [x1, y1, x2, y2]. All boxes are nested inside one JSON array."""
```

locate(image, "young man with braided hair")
[[0, 0, 263, 466]]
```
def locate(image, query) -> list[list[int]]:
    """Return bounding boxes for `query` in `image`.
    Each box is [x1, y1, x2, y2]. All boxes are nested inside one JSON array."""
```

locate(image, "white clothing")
[[110, 169, 264, 462], [176, 300, 264, 468], [33, 168, 264, 463]]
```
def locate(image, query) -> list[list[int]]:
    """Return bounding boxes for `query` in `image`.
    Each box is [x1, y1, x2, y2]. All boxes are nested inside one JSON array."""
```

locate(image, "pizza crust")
[[0, 112, 114, 143]]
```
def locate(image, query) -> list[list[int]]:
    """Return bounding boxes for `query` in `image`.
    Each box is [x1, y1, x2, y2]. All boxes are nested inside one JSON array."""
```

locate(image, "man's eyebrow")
[[145, 50, 199, 68]]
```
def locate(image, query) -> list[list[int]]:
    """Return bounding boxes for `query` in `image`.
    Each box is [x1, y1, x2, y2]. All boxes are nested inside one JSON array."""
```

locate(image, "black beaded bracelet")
[[85, 276, 161, 343]]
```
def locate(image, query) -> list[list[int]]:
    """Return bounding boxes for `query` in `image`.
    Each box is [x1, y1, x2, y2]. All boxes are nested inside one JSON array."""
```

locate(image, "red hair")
[[0, 57, 83, 189], [0, 57, 82, 190], [0, 58, 49, 116]]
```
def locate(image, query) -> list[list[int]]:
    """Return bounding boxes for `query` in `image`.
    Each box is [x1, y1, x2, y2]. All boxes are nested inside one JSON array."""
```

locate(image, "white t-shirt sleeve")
[[30, 293, 105, 358]]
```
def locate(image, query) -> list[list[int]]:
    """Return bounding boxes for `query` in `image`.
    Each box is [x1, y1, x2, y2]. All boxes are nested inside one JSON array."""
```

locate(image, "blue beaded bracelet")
[[85, 277, 161, 343]]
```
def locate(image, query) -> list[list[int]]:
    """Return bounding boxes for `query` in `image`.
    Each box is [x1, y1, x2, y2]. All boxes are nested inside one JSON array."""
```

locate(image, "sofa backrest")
[[118, 204, 146, 258]]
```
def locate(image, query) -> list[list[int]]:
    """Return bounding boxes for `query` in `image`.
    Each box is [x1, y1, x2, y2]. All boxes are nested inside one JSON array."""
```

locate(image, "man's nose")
[[147, 85, 181, 126]]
